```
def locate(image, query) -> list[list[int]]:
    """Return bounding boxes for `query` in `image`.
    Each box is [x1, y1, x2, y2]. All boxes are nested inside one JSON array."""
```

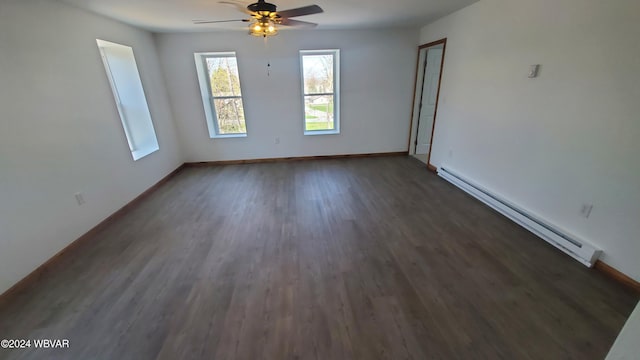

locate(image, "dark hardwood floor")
[[0, 156, 637, 360]]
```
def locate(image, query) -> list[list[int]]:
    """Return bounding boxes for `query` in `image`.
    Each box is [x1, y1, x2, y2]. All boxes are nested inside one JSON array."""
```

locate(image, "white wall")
[[155, 28, 418, 162], [420, 0, 640, 280], [0, 0, 182, 294]]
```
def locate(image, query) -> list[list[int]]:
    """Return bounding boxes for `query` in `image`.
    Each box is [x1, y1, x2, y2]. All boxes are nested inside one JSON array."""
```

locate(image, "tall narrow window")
[[195, 52, 247, 138], [97, 39, 159, 161], [300, 49, 340, 135]]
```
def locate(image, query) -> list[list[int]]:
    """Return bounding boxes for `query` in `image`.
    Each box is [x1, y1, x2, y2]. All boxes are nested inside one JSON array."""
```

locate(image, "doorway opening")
[[408, 39, 446, 172]]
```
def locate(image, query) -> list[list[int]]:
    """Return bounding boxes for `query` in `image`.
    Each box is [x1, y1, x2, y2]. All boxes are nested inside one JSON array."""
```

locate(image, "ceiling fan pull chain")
[[263, 36, 271, 76]]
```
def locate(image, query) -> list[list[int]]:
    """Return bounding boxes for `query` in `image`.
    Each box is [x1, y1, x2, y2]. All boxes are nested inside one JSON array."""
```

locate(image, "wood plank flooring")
[[0, 156, 637, 360]]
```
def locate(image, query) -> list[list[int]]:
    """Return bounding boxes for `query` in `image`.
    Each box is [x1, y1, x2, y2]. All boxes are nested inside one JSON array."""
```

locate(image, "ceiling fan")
[[193, 0, 324, 37]]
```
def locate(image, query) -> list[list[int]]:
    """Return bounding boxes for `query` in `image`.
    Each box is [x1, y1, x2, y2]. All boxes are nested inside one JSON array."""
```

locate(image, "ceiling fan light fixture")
[[249, 19, 278, 37]]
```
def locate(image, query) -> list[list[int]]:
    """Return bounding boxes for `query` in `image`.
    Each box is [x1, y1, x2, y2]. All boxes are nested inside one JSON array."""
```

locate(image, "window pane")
[[213, 98, 247, 134], [304, 95, 334, 131], [196, 52, 249, 137], [300, 49, 339, 135], [302, 54, 334, 94], [206, 57, 242, 97]]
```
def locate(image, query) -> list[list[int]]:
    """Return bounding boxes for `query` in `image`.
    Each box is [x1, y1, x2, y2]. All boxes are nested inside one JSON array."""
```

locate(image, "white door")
[[415, 48, 443, 155]]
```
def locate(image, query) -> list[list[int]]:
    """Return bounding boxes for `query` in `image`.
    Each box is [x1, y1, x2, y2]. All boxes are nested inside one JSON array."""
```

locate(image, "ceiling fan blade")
[[192, 19, 249, 24], [277, 4, 323, 18], [218, 1, 253, 15], [279, 18, 318, 28]]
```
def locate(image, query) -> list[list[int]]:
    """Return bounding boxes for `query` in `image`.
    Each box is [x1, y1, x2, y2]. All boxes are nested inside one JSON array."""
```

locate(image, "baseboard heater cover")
[[438, 167, 601, 267]]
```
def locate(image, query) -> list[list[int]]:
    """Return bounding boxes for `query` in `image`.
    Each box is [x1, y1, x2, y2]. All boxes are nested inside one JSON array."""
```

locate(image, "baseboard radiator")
[[438, 167, 601, 267]]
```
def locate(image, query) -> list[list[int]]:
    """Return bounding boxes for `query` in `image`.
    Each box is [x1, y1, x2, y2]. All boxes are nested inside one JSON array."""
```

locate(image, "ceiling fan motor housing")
[[248, 0, 277, 14]]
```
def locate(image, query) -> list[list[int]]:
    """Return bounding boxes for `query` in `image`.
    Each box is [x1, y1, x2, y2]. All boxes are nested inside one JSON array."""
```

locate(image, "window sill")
[[132, 146, 159, 161], [211, 134, 247, 139], [304, 130, 340, 136]]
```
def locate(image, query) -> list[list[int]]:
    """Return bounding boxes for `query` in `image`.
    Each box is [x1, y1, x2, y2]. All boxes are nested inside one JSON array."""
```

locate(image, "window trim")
[[194, 51, 248, 139], [300, 49, 340, 135]]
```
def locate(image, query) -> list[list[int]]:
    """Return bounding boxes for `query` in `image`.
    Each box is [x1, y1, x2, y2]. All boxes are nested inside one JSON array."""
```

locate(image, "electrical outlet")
[[75, 192, 85, 206], [275, 137, 280, 144], [580, 203, 593, 218]]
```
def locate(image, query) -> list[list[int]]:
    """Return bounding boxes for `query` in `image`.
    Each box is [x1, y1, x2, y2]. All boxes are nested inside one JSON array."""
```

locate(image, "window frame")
[[299, 49, 340, 135], [194, 51, 248, 138], [97, 39, 159, 161]]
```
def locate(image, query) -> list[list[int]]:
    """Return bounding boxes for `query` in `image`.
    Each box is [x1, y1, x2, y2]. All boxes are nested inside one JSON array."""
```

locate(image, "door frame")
[[407, 38, 447, 172]]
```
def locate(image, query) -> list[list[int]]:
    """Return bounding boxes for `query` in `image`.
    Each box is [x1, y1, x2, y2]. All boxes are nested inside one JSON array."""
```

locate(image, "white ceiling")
[[59, 0, 478, 33]]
